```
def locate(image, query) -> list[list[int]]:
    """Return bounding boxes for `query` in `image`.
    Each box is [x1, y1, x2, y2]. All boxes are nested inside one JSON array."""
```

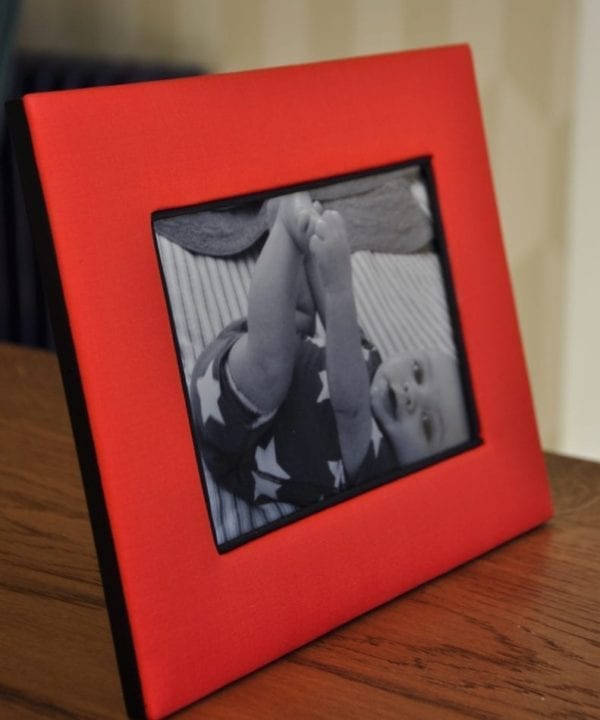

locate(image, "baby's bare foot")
[[314, 209, 346, 243], [267, 192, 319, 253], [310, 210, 352, 291]]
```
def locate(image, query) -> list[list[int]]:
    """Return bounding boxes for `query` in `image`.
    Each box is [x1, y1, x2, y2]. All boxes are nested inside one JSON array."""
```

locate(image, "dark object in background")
[[1, 53, 201, 349]]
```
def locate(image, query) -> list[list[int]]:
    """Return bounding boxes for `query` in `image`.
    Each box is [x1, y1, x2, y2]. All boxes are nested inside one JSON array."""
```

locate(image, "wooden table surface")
[[1, 342, 599, 720]]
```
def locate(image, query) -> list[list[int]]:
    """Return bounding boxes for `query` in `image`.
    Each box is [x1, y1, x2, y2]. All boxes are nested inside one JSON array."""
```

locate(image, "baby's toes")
[[296, 207, 311, 232], [264, 197, 280, 227], [305, 207, 323, 237], [308, 233, 322, 254], [322, 209, 341, 227], [314, 216, 328, 238], [327, 209, 343, 225], [311, 209, 344, 242]]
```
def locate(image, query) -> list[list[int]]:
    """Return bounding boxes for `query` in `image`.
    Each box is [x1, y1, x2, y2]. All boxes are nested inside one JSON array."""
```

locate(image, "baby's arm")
[[309, 211, 372, 476], [227, 192, 315, 414]]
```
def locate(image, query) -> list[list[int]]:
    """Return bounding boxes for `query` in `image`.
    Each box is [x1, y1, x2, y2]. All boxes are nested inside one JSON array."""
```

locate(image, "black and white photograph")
[[153, 162, 477, 550]]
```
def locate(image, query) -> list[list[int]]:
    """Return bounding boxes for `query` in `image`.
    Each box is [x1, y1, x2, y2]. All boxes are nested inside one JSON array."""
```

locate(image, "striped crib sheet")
[[156, 234, 456, 546]]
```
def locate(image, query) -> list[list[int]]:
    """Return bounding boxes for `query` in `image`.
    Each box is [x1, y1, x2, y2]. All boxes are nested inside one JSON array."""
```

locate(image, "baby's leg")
[[309, 210, 373, 477], [227, 193, 317, 414]]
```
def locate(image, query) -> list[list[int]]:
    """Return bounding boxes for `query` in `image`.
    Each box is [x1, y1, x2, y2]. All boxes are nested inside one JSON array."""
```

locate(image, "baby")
[[190, 192, 469, 507]]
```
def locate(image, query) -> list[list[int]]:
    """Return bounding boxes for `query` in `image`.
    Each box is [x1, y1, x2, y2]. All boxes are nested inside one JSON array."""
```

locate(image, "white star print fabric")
[[189, 318, 397, 528]]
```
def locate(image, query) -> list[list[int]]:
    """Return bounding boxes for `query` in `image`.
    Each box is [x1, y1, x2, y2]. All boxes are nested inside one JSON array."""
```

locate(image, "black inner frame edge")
[[6, 100, 147, 720], [151, 156, 483, 554]]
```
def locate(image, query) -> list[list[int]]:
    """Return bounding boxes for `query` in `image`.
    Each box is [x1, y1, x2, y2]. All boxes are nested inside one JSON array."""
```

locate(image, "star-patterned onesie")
[[189, 318, 396, 507]]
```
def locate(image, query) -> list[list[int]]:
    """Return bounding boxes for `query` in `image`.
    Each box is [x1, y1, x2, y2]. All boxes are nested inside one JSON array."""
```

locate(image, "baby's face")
[[370, 349, 469, 465]]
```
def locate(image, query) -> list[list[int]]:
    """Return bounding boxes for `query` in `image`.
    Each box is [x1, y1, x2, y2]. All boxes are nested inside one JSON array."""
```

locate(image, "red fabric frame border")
[[20, 46, 552, 719]]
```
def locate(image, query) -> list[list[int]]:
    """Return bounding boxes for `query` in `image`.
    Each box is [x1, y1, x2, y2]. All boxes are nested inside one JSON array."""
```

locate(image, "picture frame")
[[8, 46, 553, 719], [152, 157, 481, 552]]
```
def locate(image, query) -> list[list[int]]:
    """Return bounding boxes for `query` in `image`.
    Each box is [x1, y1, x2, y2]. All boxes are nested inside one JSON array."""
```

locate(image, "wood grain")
[[1, 343, 599, 719]]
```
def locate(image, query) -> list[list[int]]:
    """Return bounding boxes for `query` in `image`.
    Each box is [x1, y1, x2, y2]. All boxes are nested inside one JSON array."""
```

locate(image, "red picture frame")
[[8, 46, 552, 719], [151, 156, 482, 552]]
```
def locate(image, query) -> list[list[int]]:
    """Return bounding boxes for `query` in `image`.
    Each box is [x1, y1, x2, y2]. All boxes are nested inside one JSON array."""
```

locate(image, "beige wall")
[[560, 0, 600, 461], [17, 0, 580, 452]]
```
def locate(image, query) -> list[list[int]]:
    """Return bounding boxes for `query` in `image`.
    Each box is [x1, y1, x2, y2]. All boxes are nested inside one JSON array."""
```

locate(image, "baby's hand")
[[267, 192, 320, 254], [309, 210, 353, 293]]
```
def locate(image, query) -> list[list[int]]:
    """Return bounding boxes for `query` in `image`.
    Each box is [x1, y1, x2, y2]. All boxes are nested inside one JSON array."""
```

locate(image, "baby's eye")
[[421, 412, 433, 442], [413, 361, 424, 384]]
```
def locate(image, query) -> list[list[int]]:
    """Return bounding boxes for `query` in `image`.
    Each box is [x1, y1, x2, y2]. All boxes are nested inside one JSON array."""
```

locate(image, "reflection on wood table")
[[1, 343, 599, 719]]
